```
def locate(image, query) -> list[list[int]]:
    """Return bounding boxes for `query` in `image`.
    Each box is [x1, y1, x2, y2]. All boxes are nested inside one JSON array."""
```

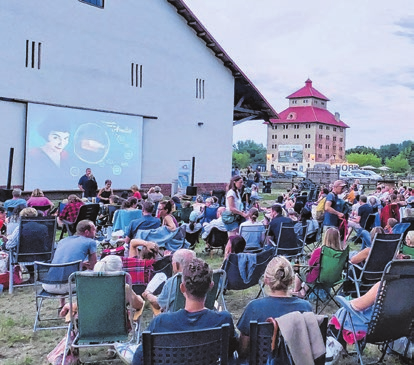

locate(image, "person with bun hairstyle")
[[239, 207, 266, 251], [237, 256, 312, 358], [158, 200, 178, 231]]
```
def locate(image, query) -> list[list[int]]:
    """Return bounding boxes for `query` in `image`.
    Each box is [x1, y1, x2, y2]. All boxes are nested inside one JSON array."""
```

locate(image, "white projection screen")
[[25, 103, 143, 191]]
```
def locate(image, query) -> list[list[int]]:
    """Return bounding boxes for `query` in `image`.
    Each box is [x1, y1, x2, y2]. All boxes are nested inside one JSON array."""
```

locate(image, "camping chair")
[[112, 209, 143, 232], [165, 269, 227, 312], [185, 227, 202, 249], [142, 323, 230, 365], [240, 224, 266, 253], [202, 206, 219, 224], [353, 213, 377, 244], [205, 227, 228, 256], [222, 247, 275, 297], [121, 257, 156, 296], [304, 245, 350, 314], [249, 315, 328, 365], [60, 203, 100, 239], [392, 222, 410, 236], [212, 189, 226, 206], [347, 233, 402, 297], [63, 271, 138, 364], [9, 216, 57, 294], [180, 206, 193, 224], [302, 222, 320, 255], [335, 260, 414, 365], [33, 260, 82, 331], [270, 223, 305, 261], [31, 205, 52, 215]]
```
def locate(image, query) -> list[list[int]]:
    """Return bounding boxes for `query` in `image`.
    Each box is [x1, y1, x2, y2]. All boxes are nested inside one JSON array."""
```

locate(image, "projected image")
[[25, 104, 143, 191]]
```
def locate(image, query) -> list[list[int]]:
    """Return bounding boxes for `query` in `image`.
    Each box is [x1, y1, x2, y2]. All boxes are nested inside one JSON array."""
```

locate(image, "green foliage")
[[346, 146, 379, 156], [386, 153, 410, 173], [232, 140, 266, 167], [346, 153, 381, 167]]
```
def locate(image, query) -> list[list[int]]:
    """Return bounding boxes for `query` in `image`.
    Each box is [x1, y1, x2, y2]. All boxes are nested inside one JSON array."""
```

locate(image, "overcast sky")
[[184, 0, 414, 149]]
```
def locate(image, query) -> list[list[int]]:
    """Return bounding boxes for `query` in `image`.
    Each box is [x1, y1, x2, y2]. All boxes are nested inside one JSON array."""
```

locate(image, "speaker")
[[0, 189, 13, 202], [186, 186, 197, 196]]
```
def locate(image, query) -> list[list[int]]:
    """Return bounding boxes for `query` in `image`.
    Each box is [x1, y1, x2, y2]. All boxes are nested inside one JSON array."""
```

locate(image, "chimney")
[[334, 112, 340, 121]]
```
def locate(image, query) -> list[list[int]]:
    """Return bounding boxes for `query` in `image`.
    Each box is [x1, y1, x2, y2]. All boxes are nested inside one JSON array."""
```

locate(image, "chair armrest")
[[268, 239, 276, 247], [334, 295, 371, 324]]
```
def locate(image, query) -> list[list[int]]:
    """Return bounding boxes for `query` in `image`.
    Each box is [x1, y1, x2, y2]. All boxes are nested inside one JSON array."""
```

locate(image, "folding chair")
[[202, 206, 219, 224], [63, 271, 138, 364], [302, 222, 320, 255], [347, 233, 402, 297], [185, 227, 202, 249], [166, 269, 227, 312], [249, 315, 328, 365], [353, 213, 377, 244], [121, 257, 155, 295], [222, 247, 275, 297], [270, 223, 305, 261], [33, 260, 82, 331], [335, 260, 414, 365], [112, 209, 143, 232], [60, 203, 100, 239], [9, 216, 57, 294], [392, 222, 410, 236], [142, 323, 230, 365], [240, 224, 266, 252], [180, 206, 193, 224], [205, 227, 228, 256], [31, 205, 52, 215], [304, 245, 350, 314]]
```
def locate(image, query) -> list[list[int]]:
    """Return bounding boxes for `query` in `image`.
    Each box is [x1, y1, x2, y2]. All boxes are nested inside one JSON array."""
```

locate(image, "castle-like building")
[[266, 79, 349, 172]]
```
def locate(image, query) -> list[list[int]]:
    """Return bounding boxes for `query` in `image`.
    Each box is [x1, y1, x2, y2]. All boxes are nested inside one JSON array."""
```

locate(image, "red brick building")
[[266, 79, 349, 172]]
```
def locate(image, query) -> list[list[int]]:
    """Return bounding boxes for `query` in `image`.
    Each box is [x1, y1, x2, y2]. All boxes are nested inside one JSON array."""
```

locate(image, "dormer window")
[[287, 112, 296, 120]]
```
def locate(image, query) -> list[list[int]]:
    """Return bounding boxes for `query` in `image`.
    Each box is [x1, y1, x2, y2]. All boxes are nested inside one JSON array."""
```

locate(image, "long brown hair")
[[227, 176, 243, 199]]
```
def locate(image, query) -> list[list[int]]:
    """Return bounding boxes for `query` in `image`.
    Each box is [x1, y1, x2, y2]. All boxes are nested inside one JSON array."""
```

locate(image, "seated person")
[[384, 217, 398, 233], [58, 194, 84, 226], [192, 195, 205, 216], [97, 180, 114, 204], [224, 235, 246, 260], [26, 188, 54, 215], [350, 227, 385, 265], [3, 188, 27, 216], [147, 186, 163, 203], [0, 207, 7, 234], [129, 238, 159, 259], [158, 200, 178, 231], [294, 207, 319, 240], [43, 220, 97, 307], [60, 254, 143, 320], [293, 227, 344, 298], [132, 258, 239, 365], [184, 211, 202, 234], [397, 230, 414, 259], [142, 249, 196, 313], [130, 184, 142, 200], [202, 207, 226, 240], [239, 208, 266, 251], [237, 256, 312, 359]]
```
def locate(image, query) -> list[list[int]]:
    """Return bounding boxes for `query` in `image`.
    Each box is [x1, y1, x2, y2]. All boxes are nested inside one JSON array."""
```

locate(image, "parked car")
[[354, 169, 383, 181], [284, 170, 306, 178]]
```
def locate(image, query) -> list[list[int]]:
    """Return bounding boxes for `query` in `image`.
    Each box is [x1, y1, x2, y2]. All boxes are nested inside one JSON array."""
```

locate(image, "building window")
[[79, 0, 104, 7], [319, 125, 323, 129], [319, 134, 322, 139], [131, 63, 143, 87], [339, 147, 343, 151], [326, 145, 329, 150], [321, 102, 325, 105], [303, 99, 308, 104], [272, 154, 275, 158], [326, 154, 329, 158], [25, 40, 42, 69], [318, 154, 322, 158], [326, 126, 330, 130], [333, 127, 337, 132], [326, 135, 330, 140], [333, 146, 336, 151], [340, 138, 343, 142], [333, 136, 337, 141], [196, 78, 205, 99], [340, 128, 343, 132], [318, 144, 322, 148]]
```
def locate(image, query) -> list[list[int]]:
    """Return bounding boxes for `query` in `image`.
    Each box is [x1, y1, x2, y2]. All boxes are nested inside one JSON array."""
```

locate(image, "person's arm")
[[83, 252, 97, 270], [142, 291, 161, 310], [126, 284, 144, 311], [239, 334, 250, 359], [129, 239, 158, 258], [350, 247, 370, 265], [97, 188, 105, 200], [324, 199, 344, 219], [350, 281, 380, 311]]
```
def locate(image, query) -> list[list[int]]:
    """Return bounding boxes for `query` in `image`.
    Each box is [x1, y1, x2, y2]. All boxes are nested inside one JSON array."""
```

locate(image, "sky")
[[184, 0, 414, 149]]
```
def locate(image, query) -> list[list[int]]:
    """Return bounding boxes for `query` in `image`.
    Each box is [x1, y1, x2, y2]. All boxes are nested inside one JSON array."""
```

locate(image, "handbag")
[[221, 211, 239, 225]]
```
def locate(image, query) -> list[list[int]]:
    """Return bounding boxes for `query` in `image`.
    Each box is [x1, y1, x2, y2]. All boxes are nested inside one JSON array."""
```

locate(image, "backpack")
[[315, 197, 326, 221]]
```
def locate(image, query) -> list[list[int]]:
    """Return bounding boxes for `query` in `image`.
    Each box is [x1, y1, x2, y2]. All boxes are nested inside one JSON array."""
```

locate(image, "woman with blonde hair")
[[293, 227, 344, 298], [237, 256, 312, 358], [27, 188, 54, 214]]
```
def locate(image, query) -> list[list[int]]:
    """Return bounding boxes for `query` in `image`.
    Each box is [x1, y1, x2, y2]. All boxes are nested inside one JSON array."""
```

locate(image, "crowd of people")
[[1, 169, 413, 364]]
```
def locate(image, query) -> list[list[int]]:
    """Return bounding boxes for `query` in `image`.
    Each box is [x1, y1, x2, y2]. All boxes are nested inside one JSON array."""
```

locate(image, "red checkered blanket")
[[121, 257, 155, 285]]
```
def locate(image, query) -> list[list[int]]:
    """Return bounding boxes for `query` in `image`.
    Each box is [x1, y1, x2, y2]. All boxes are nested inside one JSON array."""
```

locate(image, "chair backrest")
[[31, 205, 51, 212], [367, 260, 414, 343], [240, 224, 266, 250], [180, 207, 193, 223], [318, 245, 350, 286], [303, 221, 318, 245], [112, 208, 142, 232], [167, 269, 226, 312], [152, 255, 173, 279], [35, 260, 82, 286], [58, 202, 67, 214], [212, 190, 226, 206], [76, 203, 100, 224], [223, 247, 275, 290], [249, 315, 328, 365], [362, 234, 402, 284], [142, 323, 230, 365], [16, 217, 57, 263], [203, 206, 219, 223], [185, 228, 202, 246], [69, 271, 130, 344], [205, 227, 228, 249], [275, 223, 303, 259], [363, 213, 377, 231], [392, 222, 410, 236]]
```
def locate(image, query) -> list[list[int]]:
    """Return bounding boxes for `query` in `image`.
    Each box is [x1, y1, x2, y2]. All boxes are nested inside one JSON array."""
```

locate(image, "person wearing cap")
[[323, 180, 347, 231], [147, 186, 163, 203]]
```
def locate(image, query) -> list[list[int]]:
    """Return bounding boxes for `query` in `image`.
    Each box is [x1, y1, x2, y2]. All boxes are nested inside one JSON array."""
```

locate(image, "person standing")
[[323, 180, 347, 231], [78, 168, 98, 199]]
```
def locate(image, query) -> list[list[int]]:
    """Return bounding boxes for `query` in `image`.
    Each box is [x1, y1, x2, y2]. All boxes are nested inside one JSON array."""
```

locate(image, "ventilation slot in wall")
[[131, 63, 143, 88], [196, 78, 205, 99], [25, 40, 42, 69]]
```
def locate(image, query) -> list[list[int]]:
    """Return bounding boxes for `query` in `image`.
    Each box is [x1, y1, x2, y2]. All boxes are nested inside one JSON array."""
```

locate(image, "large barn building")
[[266, 79, 349, 173], [0, 0, 277, 195]]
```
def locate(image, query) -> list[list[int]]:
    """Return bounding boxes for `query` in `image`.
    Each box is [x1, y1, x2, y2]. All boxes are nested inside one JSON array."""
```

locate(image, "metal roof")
[[286, 79, 330, 101], [167, 0, 279, 123]]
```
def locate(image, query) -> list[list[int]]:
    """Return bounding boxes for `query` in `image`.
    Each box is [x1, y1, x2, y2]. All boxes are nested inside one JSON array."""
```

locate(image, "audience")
[[158, 200, 178, 231], [4, 188, 27, 215], [58, 194, 84, 226], [26, 188, 54, 214]]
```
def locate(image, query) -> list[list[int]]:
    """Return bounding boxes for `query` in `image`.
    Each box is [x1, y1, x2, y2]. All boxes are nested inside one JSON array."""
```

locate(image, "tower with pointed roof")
[[266, 79, 349, 172]]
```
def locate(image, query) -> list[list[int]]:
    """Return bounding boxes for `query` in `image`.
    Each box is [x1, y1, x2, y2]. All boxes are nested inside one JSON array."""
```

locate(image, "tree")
[[346, 146, 379, 156], [385, 153, 409, 173], [232, 140, 266, 166], [346, 153, 381, 167], [232, 151, 250, 169]]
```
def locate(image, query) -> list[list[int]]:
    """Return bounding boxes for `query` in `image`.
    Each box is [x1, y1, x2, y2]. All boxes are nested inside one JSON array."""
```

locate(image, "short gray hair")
[[172, 249, 196, 271]]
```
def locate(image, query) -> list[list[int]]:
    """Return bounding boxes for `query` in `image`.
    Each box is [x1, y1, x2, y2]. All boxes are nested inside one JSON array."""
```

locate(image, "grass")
[[0, 191, 407, 364]]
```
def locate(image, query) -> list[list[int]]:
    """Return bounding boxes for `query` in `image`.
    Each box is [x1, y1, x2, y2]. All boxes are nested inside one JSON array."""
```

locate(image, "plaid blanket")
[[121, 257, 155, 285]]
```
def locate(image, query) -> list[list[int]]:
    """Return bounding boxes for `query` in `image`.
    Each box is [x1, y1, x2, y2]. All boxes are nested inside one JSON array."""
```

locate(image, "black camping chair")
[[185, 227, 202, 249], [205, 227, 228, 256], [270, 223, 305, 261], [335, 260, 414, 365], [60, 203, 100, 239]]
